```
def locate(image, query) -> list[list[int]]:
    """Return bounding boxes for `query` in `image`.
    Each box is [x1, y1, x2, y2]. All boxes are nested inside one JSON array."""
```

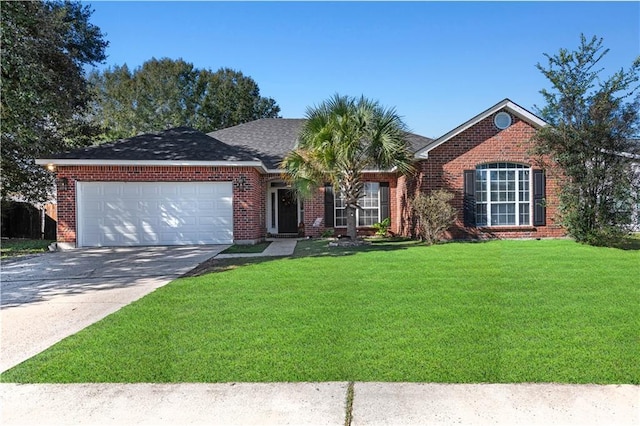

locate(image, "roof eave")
[[35, 159, 269, 173]]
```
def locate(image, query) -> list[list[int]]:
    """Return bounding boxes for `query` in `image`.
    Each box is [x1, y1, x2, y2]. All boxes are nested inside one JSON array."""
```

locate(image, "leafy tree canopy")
[[88, 58, 281, 140], [535, 35, 640, 245], [1, 0, 108, 203], [282, 94, 413, 240]]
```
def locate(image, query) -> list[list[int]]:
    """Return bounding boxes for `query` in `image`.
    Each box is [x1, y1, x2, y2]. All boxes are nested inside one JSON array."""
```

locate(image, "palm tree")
[[281, 94, 414, 240]]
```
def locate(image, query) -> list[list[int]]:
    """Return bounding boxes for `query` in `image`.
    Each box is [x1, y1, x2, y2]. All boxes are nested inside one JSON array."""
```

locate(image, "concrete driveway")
[[0, 245, 227, 372]]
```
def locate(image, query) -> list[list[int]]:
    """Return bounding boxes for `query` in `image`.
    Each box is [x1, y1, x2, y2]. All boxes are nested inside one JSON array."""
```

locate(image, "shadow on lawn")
[[182, 234, 640, 278], [182, 237, 420, 277], [608, 233, 640, 251]]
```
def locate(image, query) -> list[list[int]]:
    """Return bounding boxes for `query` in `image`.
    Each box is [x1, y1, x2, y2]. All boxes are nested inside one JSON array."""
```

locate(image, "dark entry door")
[[277, 189, 298, 233]]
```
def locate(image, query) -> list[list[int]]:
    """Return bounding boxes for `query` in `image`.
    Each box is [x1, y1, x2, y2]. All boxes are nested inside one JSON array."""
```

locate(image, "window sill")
[[477, 226, 538, 232]]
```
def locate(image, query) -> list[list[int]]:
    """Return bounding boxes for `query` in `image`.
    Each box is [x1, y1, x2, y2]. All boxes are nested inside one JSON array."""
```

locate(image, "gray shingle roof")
[[208, 118, 433, 169], [46, 120, 433, 169], [48, 127, 260, 162], [208, 119, 306, 169]]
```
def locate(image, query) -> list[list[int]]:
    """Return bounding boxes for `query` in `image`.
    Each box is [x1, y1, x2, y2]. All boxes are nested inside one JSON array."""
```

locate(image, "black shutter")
[[533, 169, 546, 226], [380, 182, 390, 222], [324, 183, 334, 227], [463, 170, 476, 227]]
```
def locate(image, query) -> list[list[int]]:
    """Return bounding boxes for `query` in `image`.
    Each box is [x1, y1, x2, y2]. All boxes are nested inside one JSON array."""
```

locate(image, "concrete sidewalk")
[[1, 382, 637, 425]]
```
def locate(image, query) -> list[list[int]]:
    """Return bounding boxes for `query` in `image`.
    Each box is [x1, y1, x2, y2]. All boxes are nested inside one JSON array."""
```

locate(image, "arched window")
[[475, 163, 531, 226]]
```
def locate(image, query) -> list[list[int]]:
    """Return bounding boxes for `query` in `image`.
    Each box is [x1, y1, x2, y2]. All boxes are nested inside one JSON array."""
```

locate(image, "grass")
[[1, 239, 638, 384], [220, 241, 271, 254], [0, 239, 53, 258]]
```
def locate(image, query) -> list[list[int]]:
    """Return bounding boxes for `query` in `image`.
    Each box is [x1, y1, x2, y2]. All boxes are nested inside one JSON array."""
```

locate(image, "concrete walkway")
[[215, 238, 298, 259], [1, 240, 638, 425]]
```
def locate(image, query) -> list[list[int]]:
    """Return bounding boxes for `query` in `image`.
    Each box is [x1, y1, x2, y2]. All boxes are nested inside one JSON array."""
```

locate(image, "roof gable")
[[414, 99, 547, 159]]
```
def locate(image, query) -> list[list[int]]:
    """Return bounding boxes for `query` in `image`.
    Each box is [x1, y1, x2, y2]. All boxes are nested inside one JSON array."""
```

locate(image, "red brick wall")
[[408, 111, 565, 239], [297, 184, 324, 238], [55, 165, 265, 245], [300, 173, 401, 237]]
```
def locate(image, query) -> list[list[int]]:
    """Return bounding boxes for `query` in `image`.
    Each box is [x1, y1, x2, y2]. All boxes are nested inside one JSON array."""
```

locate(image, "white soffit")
[[35, 159, 268, 173]]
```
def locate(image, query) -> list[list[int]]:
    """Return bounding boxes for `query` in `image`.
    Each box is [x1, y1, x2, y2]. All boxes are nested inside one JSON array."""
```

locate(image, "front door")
[[277, 189, 298, 233]]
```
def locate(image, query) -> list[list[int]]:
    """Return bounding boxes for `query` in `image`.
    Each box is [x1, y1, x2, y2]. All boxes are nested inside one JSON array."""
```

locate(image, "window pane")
[[476, 170, 487, 202], [491, 203, 516, 225], [335, 207, 346, 227], [519, 204, 530, 225], [519, 170, 530, 202], [358, 208, 379, 226], [476, 203, 487, 226]]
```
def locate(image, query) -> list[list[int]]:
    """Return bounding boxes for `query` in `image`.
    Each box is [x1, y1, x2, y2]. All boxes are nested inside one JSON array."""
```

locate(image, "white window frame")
[[334, 182, 381, 228], [475, 163, 532, 227]]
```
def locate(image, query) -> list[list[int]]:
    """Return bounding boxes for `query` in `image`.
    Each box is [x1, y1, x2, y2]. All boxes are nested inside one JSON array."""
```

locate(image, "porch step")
[[269, 233, 300, 239]]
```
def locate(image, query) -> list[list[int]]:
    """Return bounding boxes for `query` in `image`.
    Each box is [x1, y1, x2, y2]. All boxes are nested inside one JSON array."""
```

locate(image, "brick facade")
[[403, 110, 565, 239], [55, 165, 266, 246], [299, 173, 402, 238]]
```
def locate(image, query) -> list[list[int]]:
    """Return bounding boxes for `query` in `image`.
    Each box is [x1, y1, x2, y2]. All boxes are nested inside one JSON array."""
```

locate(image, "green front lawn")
[[2, 239, 638, 384]]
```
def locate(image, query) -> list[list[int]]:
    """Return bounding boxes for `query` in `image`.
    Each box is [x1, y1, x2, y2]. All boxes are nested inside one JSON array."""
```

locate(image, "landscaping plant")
[[411, 190, 456, 245]]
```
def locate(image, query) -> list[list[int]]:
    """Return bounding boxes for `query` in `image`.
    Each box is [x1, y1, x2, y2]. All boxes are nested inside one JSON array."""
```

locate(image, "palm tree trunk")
[[346, 205, 357, 240]]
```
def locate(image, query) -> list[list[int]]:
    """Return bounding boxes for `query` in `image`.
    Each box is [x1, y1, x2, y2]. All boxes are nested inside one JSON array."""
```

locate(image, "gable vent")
[[494, 111, 512, 130]]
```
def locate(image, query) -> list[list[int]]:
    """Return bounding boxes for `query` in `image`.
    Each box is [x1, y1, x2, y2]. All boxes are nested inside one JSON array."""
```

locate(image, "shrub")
[[321, 228, 334, 238], [371, 217, 391, 237], [411, 190, 456, 245]]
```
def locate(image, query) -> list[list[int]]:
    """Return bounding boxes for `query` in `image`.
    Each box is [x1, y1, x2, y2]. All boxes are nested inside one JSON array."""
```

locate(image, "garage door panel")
[[216, 197, 233, 207], [206, 217, 232, 227], [78, 182, 234, 247], [214, 230, 233, 241], [179, 216, 198, 226]]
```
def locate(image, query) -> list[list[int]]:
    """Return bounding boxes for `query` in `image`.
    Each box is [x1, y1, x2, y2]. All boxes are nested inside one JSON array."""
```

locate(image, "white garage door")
[[77, 182, 233, 247]]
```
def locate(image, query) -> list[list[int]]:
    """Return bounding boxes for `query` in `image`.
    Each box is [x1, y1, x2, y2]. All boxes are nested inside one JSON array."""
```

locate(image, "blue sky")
[[86, 1, 639, 138]]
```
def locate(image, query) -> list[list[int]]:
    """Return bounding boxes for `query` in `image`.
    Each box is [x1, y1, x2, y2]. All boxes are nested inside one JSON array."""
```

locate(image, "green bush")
[[320, 228, 334, 238], [371, 217, 391, 236]]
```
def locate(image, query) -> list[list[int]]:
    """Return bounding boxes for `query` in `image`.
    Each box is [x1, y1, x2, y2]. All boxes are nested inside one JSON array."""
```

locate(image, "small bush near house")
[[411, 190, 456, 245], [321, 228, 334, 238], [371, 217, 391, 236]]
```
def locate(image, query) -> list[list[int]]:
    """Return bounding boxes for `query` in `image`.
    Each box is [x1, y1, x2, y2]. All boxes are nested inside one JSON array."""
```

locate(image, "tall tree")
[[89, 59, 280, 139], [535, 35, 640, 245], [282, 94, 414, 240], [1, 0, 108, 202]]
